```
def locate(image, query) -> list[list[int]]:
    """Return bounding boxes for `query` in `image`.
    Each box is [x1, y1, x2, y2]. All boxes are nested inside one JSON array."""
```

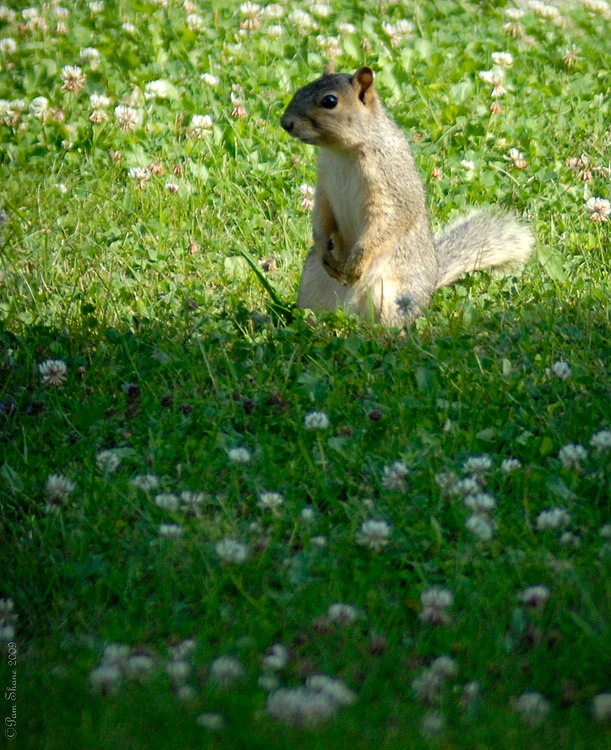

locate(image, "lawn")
[[0, 1, 610, 748]]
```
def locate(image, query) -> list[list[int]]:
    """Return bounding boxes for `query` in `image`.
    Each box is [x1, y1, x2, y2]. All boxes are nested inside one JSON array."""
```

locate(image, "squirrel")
[[281, 65, 534, 326]]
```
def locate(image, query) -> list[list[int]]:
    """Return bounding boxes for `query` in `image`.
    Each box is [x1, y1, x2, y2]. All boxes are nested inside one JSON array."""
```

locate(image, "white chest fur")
[[318, 148, 366, 253]]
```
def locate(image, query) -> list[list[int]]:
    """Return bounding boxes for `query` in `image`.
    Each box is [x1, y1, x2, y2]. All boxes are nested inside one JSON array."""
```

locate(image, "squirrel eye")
[[320, 94, 339, 109]]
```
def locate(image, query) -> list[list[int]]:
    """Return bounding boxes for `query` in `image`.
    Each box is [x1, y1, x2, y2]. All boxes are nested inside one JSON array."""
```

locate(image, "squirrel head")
[[281, 66, 377, 149]]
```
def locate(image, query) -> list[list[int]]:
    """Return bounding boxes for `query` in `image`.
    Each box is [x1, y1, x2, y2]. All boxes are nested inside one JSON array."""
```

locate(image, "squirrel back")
[[281, 66, 533, 326]]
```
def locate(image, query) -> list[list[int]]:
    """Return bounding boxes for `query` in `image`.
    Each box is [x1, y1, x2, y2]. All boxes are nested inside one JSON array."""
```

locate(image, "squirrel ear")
[[324, 61, 336, 75], [352, 67, 375, 104]]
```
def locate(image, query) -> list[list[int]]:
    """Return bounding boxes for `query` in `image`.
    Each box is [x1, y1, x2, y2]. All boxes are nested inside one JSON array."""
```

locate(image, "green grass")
[[1, 1, 610, 748]]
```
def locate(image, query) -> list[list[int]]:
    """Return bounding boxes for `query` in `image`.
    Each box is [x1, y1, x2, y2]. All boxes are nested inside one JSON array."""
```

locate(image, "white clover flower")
[[121, 21, 137, 34], [513, 691, 551, 726], [0, 598, 17, 641], [478, 69, 504, 85], [430, 656, 458, 679], [583, 0, 611, 15], [240, 1, 261, 15], [45, 474, 75, 507], [501, 457, 522, 474], [61, 65, 86, 93], [421, 711, 446, 736], [593, 693, 611, 722], [90, 664, 122, 691], [590, 429, 611, 452], [180, 491, 206, 512], [130, 474, 159, 492], [529, 1, 561, 19], [267, 23, 284, 37], [434, 471, 459, 495], [29, 96, 50, 118], [338, 22, 357, 34], [505, 7, 524, 19], [158, 523, 184, 538], [559, 531, 580, 547], [491, 82, 507, 98], [144, 80, 170, 100], [492, 51, 514, 67], [166, 659, 190, 683], [310, 3, 330, 17], [600, 524, 611, 540], [227, 446, 252, 464], [356, 519, 392, 551], [585, 197, 611, 222], [316, 35, 341, 58], [262, 643, 289, 672], [550, 359, 572, 380], [382, 19, 414, 47], [89, 1, 104, 12], [201, 73, 220, 86], [520, 585, 550, 608], [464, 492, 497, 512], [114, 104, 140, 131], [304, 410, 330, 430], [211, 656, 245, 686], [215, 537, 249, 563], [288, 9, 314, 31], [450, 477, 480, 498], [128, 167, 151, 187], [536, 507, 571, 530], [0, 38, 16, 55], [558, 443, 587, 470], [176, 684, 197, 702], [506, 148, 527, 169], [169, 639, 197, 660], [263, 3, 284, 18], [327, 603, 359, 626], [266, 686, 336, 727], [420, 588, 454, 610], [125, 654, 155, 678], [39, 359, 68, 386], [196, 712, 226, 730], [461, 681, 481, 704], [80, 46, 100, 63], [465, 513, 495, 542], [259, 673, 280, 691], [382, 461, 410, 491], [96, 449, 121, 473], [412, 669, 443, 705], [461, 159, 475, 170], [258, 491, 284, 511], [102, 643, 130, 664], [462, 455, 493, 474], [299, 183, 315, 210], [186, 13, 205, 30], [155, 493, 180, 511], [90, 92, 111, 109], [300, 506, 315, 523], [0, 8, 16, 22], [307, 675, 356, 706]]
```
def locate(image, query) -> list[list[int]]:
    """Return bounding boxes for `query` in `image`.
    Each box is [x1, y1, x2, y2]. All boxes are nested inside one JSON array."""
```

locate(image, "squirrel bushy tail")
[[434, 211, 534, 289]]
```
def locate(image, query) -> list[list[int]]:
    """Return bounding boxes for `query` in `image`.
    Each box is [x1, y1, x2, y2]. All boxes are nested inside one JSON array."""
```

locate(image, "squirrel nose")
[[281, 114, 294, 133]]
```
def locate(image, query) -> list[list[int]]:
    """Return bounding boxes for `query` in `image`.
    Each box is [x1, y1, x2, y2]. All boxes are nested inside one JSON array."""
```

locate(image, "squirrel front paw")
[[342, 247, 366, 284], [321, 238, 347, 283]]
